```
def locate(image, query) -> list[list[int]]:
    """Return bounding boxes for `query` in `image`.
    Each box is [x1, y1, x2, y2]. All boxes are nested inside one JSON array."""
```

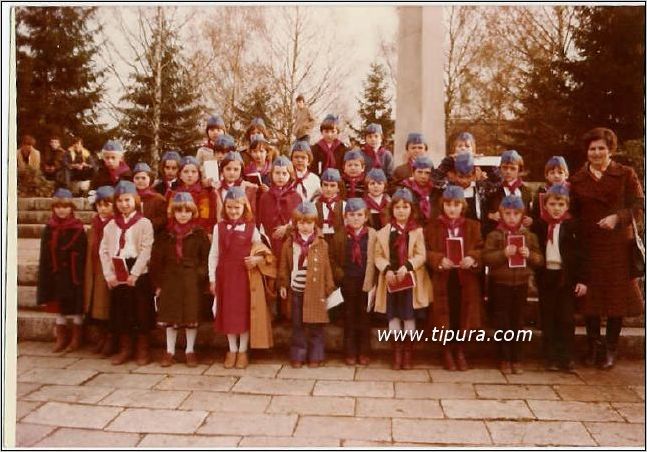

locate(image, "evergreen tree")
[[118, 9, 204, 165], [353, 62, 395, 141], [16, 7, 106, 151], [232, 85, 278, 143]]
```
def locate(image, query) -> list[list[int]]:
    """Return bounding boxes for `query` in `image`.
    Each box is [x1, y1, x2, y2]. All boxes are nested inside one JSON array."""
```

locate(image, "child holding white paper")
[[425, 185, 483, 371]]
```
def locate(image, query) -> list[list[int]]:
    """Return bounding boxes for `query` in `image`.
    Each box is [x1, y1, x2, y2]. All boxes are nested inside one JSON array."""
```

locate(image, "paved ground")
[[12, 341, 645, 447]]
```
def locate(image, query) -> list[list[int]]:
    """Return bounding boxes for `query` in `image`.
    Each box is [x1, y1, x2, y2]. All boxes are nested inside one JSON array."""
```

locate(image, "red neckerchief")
[[317, 138, 341, 170], [203, 139, 216, 151], [438, 214, 466, 238], [343, 172, 365, 197], [169, 219, 196, 261], [403, 178, 432, 219], [540, 209, 571, 244], [364, 194, 388, 212], [503, 178, 524, 193], [293, 170, 310, 198], [320, 194, 339, 226], [346, 225, 368, 266], [362, 144, 384, 169], [269, 184, 296, 223], [91, 214, 112, 267], [496, 220, 522, 235], [136, 187, 156, 199], [294, 232, 315, 269], [245, 161, 271, 177], [107, 161, 130, 184], [178, 181, 203, 196], [114, 211, 144, 253], [47, 213, 84, 272], [219, 179, 243, 199], [391, 219, 418, 267]]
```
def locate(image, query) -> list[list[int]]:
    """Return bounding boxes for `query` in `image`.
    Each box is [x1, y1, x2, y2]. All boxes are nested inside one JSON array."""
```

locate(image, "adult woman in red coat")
[[570, 127, 644, 369]]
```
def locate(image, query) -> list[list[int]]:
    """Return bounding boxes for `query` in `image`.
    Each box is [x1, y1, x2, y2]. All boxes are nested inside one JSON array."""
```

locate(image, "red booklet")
[[387, 271, 416, 293], [507, 235, 527, 268], [112, 256, 130, 282], [244, 172, 263, 186], [445, 237, 464, 267]]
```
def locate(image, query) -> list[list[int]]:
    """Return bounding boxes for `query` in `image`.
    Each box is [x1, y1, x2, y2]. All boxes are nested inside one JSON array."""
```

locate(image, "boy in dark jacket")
[[90, 140, 132, 190]]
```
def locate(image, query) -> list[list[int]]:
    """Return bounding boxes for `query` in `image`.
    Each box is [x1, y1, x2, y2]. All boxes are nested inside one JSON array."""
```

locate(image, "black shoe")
[[583, 340, 602, 367]]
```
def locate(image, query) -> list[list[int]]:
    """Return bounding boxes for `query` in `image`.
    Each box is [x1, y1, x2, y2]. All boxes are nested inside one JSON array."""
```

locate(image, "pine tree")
[[16, 7, 106, 151], [232, 85, 278, 143], [354, 62, 395, 141], [118, 8, 204, 166]]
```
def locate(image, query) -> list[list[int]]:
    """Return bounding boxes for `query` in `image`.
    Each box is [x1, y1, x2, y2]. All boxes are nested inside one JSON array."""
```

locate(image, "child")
[[244, 134, 274, 190], [208, 187, 275, 368], [399, 155, 441, 225], [360, 123, 394, 179], [84, 186, 115, 356], [373, 188, 432, 370], [90, 140, 132, 189], [364, 168, 390, 230], [278, 201, 335, 368], [315, 168, 345, 247], [202, 134, 237, 188], [437, 132, 476, 178], [100, 180, 155, 365], [532, 184, 586, 371], [150, 192, 210, 368], [425, 186, 483, 371], [215, 151, 257, 221], [332, 198, 377, 366], [310, 114, 347, 175], [446, 152, 490, 223], [153, 150, 182, 196], [63, 137, 95, 196], [168, 156, 217, 235], [240, 117, 270, 165], [257, 156, 302, 259], [291, 141, 321, 202], [482, 195, 544, 374], [293, 94, 316, 142], [38, 188, 87, 352], [530, 156, 570, 222], [341, 150, 367, 199], [392, 132, 428, 185], [485, 150, 533, 236], [132, 162, 168, 235], [196, 115, 226, 168]]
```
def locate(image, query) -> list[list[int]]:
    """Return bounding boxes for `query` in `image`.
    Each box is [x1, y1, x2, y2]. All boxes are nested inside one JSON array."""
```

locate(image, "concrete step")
[[18, 197, 93, 211], [16, 309, 645, 358], [18, 224, 92, 239], [18, 210, 94, 224]]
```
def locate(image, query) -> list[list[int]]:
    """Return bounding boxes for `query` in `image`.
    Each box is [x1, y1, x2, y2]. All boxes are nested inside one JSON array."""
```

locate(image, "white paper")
[[366, 286, 376, 312], [326, 288, 344, 310], [203, 160, 219, 183]]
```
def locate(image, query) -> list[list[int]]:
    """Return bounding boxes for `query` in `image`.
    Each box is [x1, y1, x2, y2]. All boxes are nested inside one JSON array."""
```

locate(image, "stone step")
[[16, 309, 646, 358], [18, 197, 93, 211], [18, 210, 94, 224], [18, 224, 92, 239]]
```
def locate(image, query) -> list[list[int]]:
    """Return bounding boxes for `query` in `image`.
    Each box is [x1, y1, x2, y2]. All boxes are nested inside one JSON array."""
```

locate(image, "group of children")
[[37, 114, 587, 375]]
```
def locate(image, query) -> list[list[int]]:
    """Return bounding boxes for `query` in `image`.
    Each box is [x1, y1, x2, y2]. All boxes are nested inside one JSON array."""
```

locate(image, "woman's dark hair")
[[582, 127, 618, 153]]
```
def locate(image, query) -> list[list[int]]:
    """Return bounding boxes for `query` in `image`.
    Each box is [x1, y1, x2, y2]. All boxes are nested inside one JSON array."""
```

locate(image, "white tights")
[[166, 327, 198, 355], [55, 314, 82, 326], [227, 332, 250, 353], [388, 318, 416, 338]]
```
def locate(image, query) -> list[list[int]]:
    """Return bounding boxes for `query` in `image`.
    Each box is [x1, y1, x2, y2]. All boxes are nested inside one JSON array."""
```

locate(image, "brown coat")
[[248, 242, 276, 349], [84, 221, 111, 321], [330, 227, 378, 290], [425, 218, 483, 329], [570, 161, 644, 317], [482, 228, 544, 286], [141, 192, 168, 235], [373, 226, 432, 314], [278, 234, 336, 323]]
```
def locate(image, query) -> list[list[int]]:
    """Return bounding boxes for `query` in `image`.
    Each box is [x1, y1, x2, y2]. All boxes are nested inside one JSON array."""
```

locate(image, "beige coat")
[[17, 147, 41, 171], [249, 242, 276, 349], [373, 225, 432, 313], [99, 216, 154, 280], [84, 222, 111, 320]]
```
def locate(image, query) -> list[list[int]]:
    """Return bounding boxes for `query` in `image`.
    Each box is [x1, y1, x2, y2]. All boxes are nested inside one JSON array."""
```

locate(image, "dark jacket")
[[482, 227, 544, 286], [532, 217, 586, 288], [90, 161, 133, 189], [310, 140, 348, 175]]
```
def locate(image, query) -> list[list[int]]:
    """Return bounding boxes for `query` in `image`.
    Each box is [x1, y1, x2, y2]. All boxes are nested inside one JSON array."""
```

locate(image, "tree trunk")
[[151, 7, 163, 165]]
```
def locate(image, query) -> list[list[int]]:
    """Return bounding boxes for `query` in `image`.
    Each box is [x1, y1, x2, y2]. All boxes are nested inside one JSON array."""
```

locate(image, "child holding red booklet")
[[425, 185, 483, 371]]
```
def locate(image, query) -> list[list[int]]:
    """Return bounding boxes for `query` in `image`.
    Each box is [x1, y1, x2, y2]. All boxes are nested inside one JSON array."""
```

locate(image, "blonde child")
[[315, 168, 346, 247], [215, 151, 257, 221], [90, 140, 132, 189], [290, 141, 321, 202]]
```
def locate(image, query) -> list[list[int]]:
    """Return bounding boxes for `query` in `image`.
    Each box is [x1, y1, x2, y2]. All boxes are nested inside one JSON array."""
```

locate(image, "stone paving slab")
[[486, 420, 596, 446], [17, 356, 79, 373], [154, 375, 236, 392], [16, 383, 42, 398], [67, 358, 140, 374], [179, 392, 271, 413], [395, 382, 476, 399], [429, 368, 507, 384], [576, 365, 646, 386], [277, 365, 356, 381], [85, 373, 166, 390], [313, 380, 394, 398], [197, 412, 298, 436], [528, 400, 625, 422], [612, 402, 645, 423], [355, 367, 429, 382], [267, 395, 355, 416], [584, 421, 646, 447], [18, 368, 98, 386], [203, 363, 281, 378], [15, 423, 56, 447], [106, 408, 208, 434], [554, 384, 642, 402], [232, 376, 315, 396], [16, 400, 43, 421], [630, 385, 646, 401], [34, 428, 141, 447], [138, 433, 241, 447], [506, 370, 584, 385], [392, 419, 491, 445], [133, 362, 209, 375], [356, 398, 443, 419], [23, 402, 123, 429], [98, 389, 191, 410], [23, 385, 114, 404], [239, 436, 341, 447], [475, 384, 559, 400], [293, 416, 391, 441], [442, 399, 534, 420]]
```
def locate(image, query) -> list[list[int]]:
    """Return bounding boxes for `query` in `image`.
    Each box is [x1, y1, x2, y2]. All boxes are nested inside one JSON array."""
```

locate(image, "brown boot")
[[443, 346, 456, 371], [52, 324, 69, 353], [65, 324, 83, 352], [135, 333, 151, 366], [235, 352, 249, 369], [454, 345, 469, 371], [91, 329, 106, 354], [224, 351, 237, 368], [111, 334, 133, 365], [402, 340, 414, 370], [392, 342, 403, 370], [101, 333, 117, 357]]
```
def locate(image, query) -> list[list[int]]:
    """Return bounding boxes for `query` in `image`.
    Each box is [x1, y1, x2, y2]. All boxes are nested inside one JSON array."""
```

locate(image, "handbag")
[[630, 215, 645, 279]]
